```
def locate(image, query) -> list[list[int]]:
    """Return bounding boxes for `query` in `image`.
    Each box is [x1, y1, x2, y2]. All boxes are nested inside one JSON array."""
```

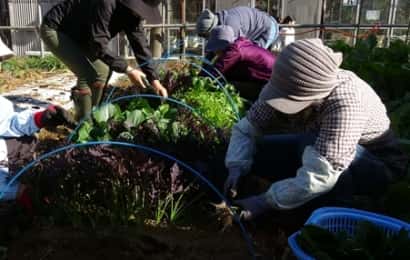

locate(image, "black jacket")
[[42, 0, 158, 81]]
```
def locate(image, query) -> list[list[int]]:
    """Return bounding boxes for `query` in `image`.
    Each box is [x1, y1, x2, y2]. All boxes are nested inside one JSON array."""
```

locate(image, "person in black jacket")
[[40, 0, 168, 120]]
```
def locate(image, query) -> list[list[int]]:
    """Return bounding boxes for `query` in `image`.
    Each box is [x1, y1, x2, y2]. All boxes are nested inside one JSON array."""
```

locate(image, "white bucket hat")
[[259, 38, 343, 114]]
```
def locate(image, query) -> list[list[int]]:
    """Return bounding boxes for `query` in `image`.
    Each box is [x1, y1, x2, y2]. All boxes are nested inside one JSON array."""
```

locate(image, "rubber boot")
[[71, 86, 92, 121], [90, 81, 105, 107]]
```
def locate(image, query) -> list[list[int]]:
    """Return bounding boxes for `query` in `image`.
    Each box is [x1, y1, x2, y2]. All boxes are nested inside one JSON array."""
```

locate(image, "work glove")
[[235, 193, 272, 221], [34, 105, 76, 128], [224, 167, 243, 198]]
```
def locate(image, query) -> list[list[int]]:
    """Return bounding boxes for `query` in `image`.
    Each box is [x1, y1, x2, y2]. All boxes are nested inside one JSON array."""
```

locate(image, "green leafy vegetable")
[[297, 222, 410, 260], [124, 110, 145, 130], [93, 103, 122, 123]]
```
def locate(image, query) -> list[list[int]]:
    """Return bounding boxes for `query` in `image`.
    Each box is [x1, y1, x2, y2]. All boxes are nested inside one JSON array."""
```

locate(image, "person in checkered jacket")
[[224, 38, 408, 220]]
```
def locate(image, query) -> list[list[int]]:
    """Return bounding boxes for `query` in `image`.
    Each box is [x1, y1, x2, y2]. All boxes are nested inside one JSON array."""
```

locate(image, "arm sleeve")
[[225, 117, 261, 174], [198, 52, 218, 78], [265, 96, 365, 210], [265, 145, 343, 209], [0, 97, 39, 138], [213, 46, 240, 75], [252, 34, 267, 48], [124, 22, 159, 82], [315, 99, 365, 171], [225, 100, 275, 173], [88, 2, 128, 73]]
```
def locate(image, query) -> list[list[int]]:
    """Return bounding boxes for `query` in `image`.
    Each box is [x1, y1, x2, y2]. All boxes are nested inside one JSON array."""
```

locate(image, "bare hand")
[[151, 80, 168, 98], [127, 69, 147, 89]]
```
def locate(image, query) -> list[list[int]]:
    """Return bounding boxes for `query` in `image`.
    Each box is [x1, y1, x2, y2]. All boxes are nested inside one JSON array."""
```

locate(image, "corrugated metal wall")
[[9, 0, 40, 55], [8, 0, 65, 55]]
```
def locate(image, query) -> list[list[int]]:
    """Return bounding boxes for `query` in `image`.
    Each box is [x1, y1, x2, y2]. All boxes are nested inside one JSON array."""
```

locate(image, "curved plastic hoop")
[[0, 141, 256, 259]]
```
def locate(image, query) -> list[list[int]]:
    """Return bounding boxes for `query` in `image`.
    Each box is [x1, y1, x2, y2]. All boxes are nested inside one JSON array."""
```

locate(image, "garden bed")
[[3, 143, 295, 259], [1, 42, 409, 259]]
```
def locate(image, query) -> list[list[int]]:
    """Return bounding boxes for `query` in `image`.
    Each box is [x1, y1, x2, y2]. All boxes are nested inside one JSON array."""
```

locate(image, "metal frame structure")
[[0, 0, 408, 58]]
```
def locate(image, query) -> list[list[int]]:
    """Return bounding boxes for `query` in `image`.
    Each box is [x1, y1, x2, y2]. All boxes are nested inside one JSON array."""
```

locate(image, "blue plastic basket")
[[288, 207, 410, 260]]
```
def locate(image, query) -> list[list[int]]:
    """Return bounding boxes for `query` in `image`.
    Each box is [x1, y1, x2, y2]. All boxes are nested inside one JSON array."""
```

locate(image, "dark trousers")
[[251, 134, 392, 207]]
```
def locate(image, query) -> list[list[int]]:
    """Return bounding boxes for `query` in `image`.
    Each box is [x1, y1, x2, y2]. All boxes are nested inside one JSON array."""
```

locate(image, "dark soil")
[[6, 226, 250, 260], [4, 217, 299, 260]]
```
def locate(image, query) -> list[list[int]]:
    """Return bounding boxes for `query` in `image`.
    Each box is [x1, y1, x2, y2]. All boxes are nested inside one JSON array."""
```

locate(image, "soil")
[[3, 217, 297, 260], [6, 225, 251, 260]]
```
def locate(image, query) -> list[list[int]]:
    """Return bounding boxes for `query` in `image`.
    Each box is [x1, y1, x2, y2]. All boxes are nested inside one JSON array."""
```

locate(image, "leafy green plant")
[[1, 55, 66, 76], [26, 145, 195, 228], [160, 62, 245, 129], [154, 196, 170, 225], [174, 76, 244, 129], [388, 93, 410, 139], [382, 177, 410, 222], [330, 36, 410, 102], [168, 192, 186, 224], [153, 184, 200, 225], [297, 222, 410, 259], [74, 99, 222, 147]]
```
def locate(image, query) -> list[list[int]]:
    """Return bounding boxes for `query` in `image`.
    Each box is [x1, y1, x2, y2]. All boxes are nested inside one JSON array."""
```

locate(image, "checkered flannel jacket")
[[247, 70, 390, 171]]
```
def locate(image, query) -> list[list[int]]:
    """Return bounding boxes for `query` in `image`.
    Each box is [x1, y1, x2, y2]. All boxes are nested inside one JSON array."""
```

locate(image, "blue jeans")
[[252, 134, 391, 206], [0, 167, 19, 201]]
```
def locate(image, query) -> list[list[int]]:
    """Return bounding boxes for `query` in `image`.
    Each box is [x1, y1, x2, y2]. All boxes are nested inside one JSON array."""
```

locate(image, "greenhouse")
[[0, 0, 409, 259]]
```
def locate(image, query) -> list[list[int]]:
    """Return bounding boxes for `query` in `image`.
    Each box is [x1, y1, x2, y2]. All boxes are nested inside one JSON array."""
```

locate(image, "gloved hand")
[[34, 105, 76, 128], [224, 168, 243, 198], [234, 193, 272, 221]]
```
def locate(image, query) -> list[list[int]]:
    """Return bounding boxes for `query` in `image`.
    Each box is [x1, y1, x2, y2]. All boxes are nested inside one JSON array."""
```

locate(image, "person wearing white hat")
[[224, 38, 408, 220]]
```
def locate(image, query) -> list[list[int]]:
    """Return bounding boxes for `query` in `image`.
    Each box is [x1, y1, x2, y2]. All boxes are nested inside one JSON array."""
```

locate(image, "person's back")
[[203, 26, 276, 101], [197, 6, 278, 49], [218, 7, 273, 46], [215, 37, 275, 83], [42, 0, 91, 43], [43, 0, 134, 48]]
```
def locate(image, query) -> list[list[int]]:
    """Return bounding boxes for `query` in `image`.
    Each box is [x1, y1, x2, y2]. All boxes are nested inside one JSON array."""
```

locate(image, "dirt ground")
[[7, 226, 251, 260], [3, 220, 297, 260]]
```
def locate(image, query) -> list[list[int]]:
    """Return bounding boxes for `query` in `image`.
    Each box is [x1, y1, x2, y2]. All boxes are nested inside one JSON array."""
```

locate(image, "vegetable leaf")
[[93, 104, 121, 123], [124, 110, 145, 130]]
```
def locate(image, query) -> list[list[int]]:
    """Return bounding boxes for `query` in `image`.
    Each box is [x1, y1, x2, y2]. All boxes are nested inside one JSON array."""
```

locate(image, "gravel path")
[[3, 72, 123, 112]]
